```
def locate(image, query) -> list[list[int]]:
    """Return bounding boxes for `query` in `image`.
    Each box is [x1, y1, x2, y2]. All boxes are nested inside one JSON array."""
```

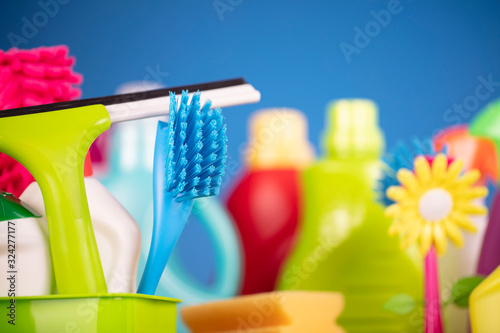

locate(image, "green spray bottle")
[[278, 100, 422, 332]]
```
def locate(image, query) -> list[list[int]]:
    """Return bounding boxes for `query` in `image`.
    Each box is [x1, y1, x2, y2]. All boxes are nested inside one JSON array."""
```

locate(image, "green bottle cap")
[[0, 191, 41, 221], [322, 99, 384, 159]]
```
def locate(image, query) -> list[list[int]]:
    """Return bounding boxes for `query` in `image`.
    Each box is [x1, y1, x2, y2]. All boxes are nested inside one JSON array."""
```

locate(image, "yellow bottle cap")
[[246, 108, 315, 169], [323, 99, 384, 159]]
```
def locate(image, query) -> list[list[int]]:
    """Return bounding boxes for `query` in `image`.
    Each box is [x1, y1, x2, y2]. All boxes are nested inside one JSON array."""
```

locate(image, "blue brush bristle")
[[377, 137, 445, 206], [166, 91, 227, 202]]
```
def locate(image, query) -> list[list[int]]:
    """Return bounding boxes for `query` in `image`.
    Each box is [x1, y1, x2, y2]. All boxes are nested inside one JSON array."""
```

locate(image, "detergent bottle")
[[278, 100, 422, 332], [227, 108, 315, 295], [433, 125, 497, 333], [468, 99, 500, 332]]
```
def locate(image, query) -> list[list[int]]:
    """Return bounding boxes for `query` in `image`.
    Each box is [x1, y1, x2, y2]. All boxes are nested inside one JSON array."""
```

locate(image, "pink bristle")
[[0, 66, 14, 82], [22, 62, 47, 78], [0, 83, 20, 107], [44, 65, 65, 78], [49, 80, 70, 97], [68, 72, 83, 84], [67, 88, 82, 100], [54, 45, 69, 58], [65, 56, 75, 66], [1, 100, 21, 110], [11, 58, 22, 72], [23, 94, 54, 107], [21, 77, 51, 93], [0, 154, 34, 197], [16, 50, 39, 62]]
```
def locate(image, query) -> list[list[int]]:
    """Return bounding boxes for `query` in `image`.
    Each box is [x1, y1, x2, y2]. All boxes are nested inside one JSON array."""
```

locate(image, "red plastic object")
[[433, 125, 498, 185], [226, 169, 302, 295]]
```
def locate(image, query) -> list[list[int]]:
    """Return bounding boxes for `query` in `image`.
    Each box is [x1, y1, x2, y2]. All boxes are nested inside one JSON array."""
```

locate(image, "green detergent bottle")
[[278, 100, 423, 332]]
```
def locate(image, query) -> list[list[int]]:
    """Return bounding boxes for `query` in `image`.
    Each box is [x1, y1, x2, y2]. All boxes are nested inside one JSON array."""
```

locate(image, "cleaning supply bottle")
[[470, 265, 500, 332], [468, 99, 500, 332], [469, 99, 500, 278], [227, 108, 315, 295], [20, 154, 142, 293], [278, 100, 422, 333], [0, 191, 53, 296]]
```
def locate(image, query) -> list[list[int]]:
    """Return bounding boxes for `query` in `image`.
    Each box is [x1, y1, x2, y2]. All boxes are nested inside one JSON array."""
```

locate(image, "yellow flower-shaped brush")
[[385, 153, 488, 256], [384, 152, 488, 333]]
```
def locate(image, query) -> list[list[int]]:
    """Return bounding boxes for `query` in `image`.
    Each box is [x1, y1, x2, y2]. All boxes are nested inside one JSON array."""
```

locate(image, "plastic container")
[[470, 265, 500, 332], [469, 100, 500, 277], [278, 100, 422, 332], [433, 125, 497, 333], [0, 293, 178, 332], [226, 108, 314, 295]]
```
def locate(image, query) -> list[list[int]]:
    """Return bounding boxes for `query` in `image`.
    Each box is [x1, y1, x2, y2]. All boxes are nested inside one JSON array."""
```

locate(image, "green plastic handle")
[[0, 105, 110, 294]]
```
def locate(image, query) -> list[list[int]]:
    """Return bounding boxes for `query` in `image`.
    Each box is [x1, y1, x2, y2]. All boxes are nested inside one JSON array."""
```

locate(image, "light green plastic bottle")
[[278, 100, 423, 332]]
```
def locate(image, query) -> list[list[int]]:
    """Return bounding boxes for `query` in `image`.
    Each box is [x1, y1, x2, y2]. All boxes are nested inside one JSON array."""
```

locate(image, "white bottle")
[[0, 192, 53, 296], [20, 158, 142, 294]]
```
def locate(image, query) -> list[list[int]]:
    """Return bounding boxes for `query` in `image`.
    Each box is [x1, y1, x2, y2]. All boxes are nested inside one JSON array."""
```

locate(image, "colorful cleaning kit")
[[0, 44, 260, 331]]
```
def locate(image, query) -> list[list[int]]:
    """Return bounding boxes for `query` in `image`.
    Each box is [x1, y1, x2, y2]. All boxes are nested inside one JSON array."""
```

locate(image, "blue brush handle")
[[138, 194, 193, 295], [138, 121, 194, 295]]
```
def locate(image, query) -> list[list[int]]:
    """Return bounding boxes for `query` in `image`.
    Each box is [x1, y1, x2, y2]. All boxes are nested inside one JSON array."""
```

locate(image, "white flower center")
[[418, 188, 453, 222]]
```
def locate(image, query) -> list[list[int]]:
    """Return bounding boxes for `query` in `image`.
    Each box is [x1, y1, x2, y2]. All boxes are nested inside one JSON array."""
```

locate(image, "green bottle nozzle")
[[0, 192, 41, 221], [322, 99, 385, 159], [469, 99, 500, 186]]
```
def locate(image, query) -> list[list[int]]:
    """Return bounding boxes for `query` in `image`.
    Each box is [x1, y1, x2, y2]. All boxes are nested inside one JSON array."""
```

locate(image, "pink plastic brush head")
[[0, 45, 82, 109]]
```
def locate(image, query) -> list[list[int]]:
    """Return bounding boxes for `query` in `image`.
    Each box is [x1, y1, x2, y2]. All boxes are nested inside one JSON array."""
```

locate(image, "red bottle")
[[227, 108, 314, 295]]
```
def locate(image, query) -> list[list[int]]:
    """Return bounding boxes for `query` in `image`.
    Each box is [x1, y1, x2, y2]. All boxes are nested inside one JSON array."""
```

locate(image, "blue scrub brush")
[[377, 138, 442, 206], [138, 91, 227, 295]]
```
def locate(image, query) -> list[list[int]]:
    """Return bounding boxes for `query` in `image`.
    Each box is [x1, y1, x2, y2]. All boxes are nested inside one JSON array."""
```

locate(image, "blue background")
[[2, 0, 500, 285]]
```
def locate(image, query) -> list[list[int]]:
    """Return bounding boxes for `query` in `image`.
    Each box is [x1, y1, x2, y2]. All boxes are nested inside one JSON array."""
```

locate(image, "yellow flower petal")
[[389, 221, 403, 235], [415, 156, 431, 184], [433, 223, 447, 256], [449, 211, 477, 232], [397, 169, 419, 193], [401, 220, 422, 248], [432, 154, 448, 181], [443, 218, 464, 247], [461, 203, 488, 215], [386, 186, 408, 202], [456, 169, 481, 188], [445, 159, 464, 183], [399, 216, 418, 235], [456, 186, 489, 200], [419, 223, 433, 255], [385, 204, 400, 218]]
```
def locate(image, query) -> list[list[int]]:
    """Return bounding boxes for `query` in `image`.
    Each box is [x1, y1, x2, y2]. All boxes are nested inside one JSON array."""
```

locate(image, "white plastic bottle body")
[[20, 177, 142, 293], [439, 197, 488, 333], [0, 216, 53, 296]]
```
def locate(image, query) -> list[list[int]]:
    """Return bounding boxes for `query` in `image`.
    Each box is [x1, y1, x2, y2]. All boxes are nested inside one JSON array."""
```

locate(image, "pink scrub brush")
[[0, 45, 82, 196]]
